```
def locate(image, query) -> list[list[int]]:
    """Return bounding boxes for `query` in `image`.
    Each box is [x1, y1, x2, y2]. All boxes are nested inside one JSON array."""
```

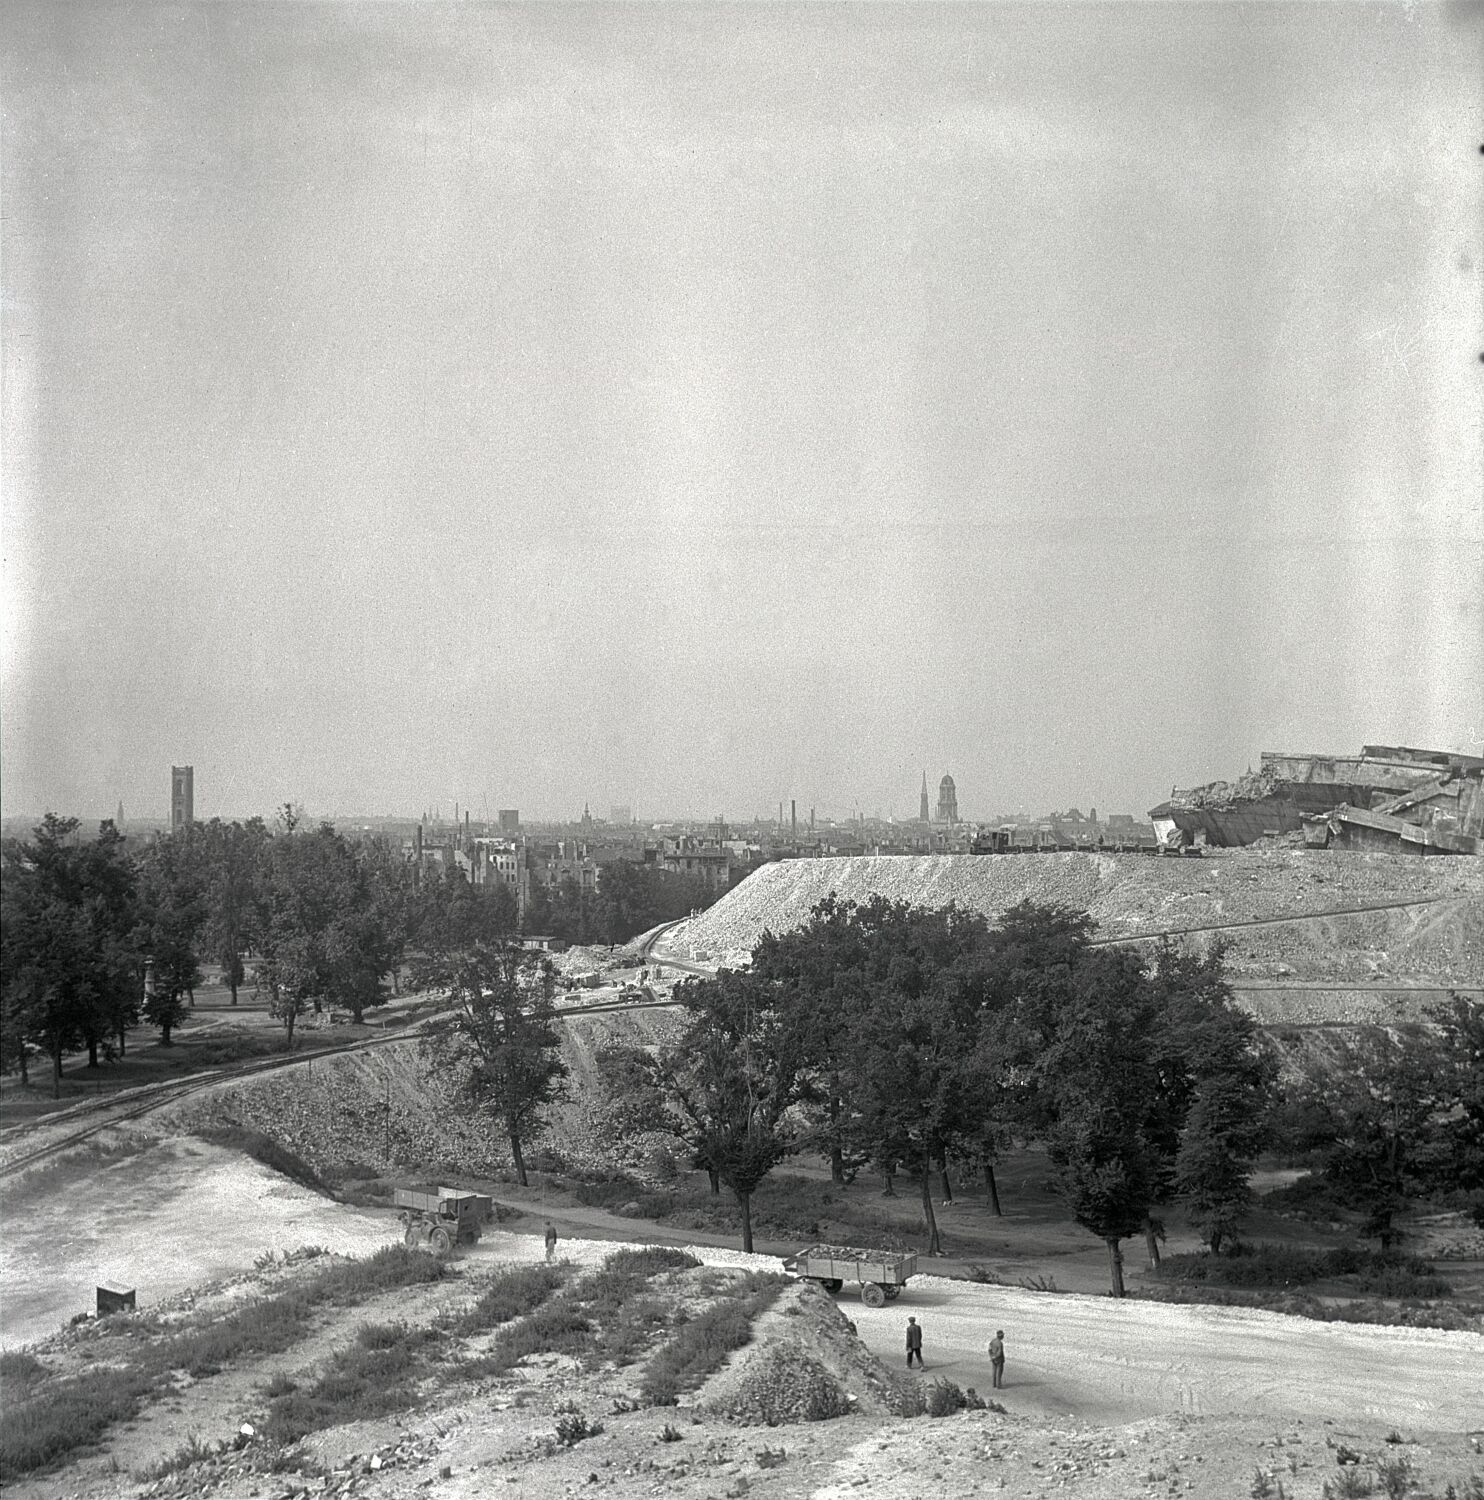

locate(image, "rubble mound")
[[668, 850, 1484, 986], [699, 1280, 912, 1424]]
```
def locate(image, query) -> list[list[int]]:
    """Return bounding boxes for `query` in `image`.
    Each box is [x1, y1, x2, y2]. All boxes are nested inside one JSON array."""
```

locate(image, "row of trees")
[[0, 812, 470, 1089], [632, 897, 1277, 1292]]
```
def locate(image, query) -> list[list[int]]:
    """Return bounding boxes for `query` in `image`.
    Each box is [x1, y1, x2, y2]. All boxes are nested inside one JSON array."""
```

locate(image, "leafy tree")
[[1036, 947, 1162, 1296], [655, 968, 811, 1252], [1146, 943, 1276, 1258], [253, 823, 402, 1041], [199, 818, 268, 1004], [1425, 995, 1484, 1221], [137, 828, 208, 1045], [418, 937, 568, 1185], [1301, 1025, 1458, 1248], [0, 815, 143, 1094]]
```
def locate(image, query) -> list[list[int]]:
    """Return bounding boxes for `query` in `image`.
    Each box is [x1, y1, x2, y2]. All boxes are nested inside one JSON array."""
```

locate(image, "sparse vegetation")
[[0, 1245, 447, 1480], [640, 1273, 784, 1406], [456, 1262, 571, 1335]]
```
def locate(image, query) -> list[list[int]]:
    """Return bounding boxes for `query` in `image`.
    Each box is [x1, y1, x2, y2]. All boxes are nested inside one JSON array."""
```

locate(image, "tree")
[[1146, 943, 1276, 1258], [1037, 947, 1162, 1297], [1301, 1025, 1456, 1248], [0, 816, 143, 1094], [419, 938, 568, 1185], [654, 968, 811, 1252], [1425, 995, 1484, 1222], [199, 818, 268, 1004], [137, 828, 208, 1046], [253, 823, 400, 1042]]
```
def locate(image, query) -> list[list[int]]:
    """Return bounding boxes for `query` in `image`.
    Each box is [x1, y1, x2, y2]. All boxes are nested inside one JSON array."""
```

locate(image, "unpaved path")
[[5, 1142, 1480, 1436]]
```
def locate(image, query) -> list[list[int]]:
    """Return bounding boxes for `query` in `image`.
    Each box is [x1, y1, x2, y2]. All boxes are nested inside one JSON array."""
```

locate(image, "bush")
[[1153, 1243, 1451, 1297], [0, 1352, 45, 1388], [136, 1433, 214, 1481], [603, 1247, 701, 1278], [0, 1366, 153, 1481], [486, 1302, 595, 1373], [926, 1379, 966, 1418], [640, 1275, 784, 1405], [552, 1406, 604, 1447]]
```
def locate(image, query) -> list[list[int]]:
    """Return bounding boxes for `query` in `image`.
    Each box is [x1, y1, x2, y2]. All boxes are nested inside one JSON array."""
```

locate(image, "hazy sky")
[[3, 2, 1481, 825]]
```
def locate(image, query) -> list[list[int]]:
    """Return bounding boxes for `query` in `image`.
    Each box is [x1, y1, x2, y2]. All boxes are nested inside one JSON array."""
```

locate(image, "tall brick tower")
[[170, 766, 194, 831], [936, 774, 959, 825]]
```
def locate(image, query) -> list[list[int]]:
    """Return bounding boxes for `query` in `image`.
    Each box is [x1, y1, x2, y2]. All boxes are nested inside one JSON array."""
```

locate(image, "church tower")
[[919, 771, 930, 824]]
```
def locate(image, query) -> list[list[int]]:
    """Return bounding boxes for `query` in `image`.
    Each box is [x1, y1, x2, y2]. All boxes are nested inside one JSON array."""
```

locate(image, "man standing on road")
[[905, 1316, 924, 1369], [544, 1220, 558, 1262], [988, 1329, 1006, 1388]]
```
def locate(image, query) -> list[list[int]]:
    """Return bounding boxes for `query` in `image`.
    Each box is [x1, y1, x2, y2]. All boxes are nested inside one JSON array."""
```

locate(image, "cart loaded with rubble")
[[783, 1243, 918, 1307], [395, 1185, 493, 1255]]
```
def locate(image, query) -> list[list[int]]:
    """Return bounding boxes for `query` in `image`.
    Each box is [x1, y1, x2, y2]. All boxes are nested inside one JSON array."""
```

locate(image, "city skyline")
[[4, 4, 1480, 827]]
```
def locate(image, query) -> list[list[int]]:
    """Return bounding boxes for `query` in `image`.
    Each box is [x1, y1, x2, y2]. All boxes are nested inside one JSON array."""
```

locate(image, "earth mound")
[[665, 850, 1484, 988], [699, 1279, 914, 1423]]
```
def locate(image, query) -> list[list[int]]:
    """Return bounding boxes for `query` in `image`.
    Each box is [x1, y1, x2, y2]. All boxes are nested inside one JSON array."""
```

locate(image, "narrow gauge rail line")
[[1087, 893, 1461, 946]]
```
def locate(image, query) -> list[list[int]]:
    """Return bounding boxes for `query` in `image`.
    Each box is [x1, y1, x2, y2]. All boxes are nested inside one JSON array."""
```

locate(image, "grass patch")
[[640, 1272, 785, 1406], [262, 1328, 432, 1443], [135, 1433, 215, 1481], [0, 1366, 154, 1482], [195, 1125, 331, 1196], [0, 1351, 46, 1388]]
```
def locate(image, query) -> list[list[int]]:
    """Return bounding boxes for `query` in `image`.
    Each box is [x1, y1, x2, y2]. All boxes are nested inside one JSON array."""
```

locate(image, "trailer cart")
[[783, 1243, 918, 1308]]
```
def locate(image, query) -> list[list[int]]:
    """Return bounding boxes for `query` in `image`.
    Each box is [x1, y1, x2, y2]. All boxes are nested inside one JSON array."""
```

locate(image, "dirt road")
[[5, 1140, 1479, 1438], [836, 1272, 1484, 1433]]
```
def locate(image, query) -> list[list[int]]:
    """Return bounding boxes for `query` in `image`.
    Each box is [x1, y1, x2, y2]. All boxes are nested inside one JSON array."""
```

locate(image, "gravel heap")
[[668, 850, 1484, 986]]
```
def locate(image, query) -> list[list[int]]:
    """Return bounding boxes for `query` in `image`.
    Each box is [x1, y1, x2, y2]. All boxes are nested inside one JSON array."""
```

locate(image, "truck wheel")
[[883, 1285, 901, 1301], [429, 1227, 453, 1256], [821, 1279, 843, 1294], [403, 1223, 421, 1248], [861, 1283, 887, 1309]]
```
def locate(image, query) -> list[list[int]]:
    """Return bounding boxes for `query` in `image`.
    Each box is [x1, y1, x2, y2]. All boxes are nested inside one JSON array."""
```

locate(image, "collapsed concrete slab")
[[1150, 745, 1483, 854]]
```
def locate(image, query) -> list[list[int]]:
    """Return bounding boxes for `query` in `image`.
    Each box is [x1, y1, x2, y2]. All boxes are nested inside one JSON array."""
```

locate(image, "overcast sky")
[[3, 2, 1481, 826]]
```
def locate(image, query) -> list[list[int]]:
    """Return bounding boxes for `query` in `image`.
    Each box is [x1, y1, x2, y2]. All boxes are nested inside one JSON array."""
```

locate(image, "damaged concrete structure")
[[1149, 745, 1483, 855]]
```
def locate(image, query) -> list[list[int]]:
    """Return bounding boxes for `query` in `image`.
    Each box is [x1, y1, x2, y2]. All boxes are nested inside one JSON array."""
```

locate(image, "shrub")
[[486, 1302, 595, 1372], [552, 1406, 603, 1447], [0, 1352, 45, 1387], [136, 1433, 214, 1481], [926, 1379, 966, 1418], [0, 1366, 153, 1481], [884, 1373, 927, 1418], [1376, 1456, 1415, 1500], [603, 1247, 701, 1278], [640, 1275, 784, 1405], [458, 1264, 569, 1335]]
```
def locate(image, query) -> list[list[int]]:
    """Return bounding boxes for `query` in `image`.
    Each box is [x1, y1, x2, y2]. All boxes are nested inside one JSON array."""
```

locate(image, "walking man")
[[544, 1220, 558, 1263], [988, 1329, 1006, 1388], [905, 1316, 924, 1369]]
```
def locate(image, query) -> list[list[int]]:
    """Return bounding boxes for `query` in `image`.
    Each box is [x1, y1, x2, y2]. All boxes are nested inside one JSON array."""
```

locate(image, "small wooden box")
[[96, 1284, 136, 1317]]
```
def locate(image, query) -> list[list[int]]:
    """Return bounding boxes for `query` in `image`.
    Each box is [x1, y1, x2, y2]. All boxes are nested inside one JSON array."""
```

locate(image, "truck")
[[395, 1185, 493, 1256]]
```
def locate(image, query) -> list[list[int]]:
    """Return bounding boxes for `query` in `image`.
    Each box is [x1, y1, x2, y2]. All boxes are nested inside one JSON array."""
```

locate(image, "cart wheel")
[[883, 1285, 901, 1301], [403, 1223, 420, 1249], [429, 1226, 453, 1256], [821, 1279, 843, 1294], [861, 1283, 887, 1309]]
